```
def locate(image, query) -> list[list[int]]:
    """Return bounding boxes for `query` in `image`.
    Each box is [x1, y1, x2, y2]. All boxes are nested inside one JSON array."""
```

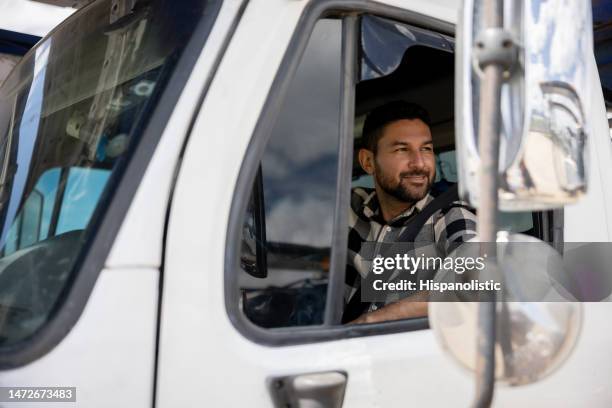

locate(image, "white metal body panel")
[[160, 0, 612, 407], [0, 268, 159, 408], [563, 64, 612, 242], [564, 57, 612, 242], [563, 53, 612, 242], [381, 0, 458, 23]]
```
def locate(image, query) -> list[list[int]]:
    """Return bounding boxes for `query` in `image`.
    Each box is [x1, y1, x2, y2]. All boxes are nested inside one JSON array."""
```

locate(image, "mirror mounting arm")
[[473, 1, 505, 408], [473, 28, 517, 78]]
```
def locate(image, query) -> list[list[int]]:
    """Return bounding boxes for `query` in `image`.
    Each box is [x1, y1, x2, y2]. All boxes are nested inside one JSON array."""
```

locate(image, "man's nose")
[[407, 150, 426, 170]]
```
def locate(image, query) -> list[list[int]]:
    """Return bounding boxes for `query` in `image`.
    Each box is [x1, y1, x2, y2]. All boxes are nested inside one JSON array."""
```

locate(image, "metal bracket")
[[473, 28, 517, 77]]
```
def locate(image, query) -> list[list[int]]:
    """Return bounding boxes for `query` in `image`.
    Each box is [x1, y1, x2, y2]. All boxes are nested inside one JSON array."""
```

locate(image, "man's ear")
[[358, 148, 375, 175]]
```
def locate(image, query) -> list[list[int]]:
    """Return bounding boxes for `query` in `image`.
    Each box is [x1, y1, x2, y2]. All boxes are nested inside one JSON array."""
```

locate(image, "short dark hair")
[[361, 101, 431, 153]]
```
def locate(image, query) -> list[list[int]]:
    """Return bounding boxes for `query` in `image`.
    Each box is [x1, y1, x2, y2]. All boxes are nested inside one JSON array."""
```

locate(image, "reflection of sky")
[[530, 0, 541, 21], [56, 168, 109, 234], [0, 0, 74, 36], [529, 0, 589, 81], [261, 20, 341, 248], [35, 167, 60, 239], [526, 0, 591, 122], [1, 39, 50, 245]]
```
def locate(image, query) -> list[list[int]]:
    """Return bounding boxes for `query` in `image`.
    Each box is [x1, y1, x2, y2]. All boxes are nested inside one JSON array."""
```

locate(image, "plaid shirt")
[[345, 187, 477, 311]]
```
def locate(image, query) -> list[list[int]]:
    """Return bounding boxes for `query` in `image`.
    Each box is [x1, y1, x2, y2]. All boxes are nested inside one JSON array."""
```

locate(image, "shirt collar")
[[362, 190, 432, 224]]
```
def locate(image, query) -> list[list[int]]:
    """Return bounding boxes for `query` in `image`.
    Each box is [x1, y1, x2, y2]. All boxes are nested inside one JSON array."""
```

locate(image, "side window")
[[238, 19, 342, 328], [231, 10, 563, 339]]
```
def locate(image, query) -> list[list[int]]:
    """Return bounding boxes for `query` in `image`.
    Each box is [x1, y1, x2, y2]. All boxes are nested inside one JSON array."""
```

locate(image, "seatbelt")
[[341, 184, 460, 324]]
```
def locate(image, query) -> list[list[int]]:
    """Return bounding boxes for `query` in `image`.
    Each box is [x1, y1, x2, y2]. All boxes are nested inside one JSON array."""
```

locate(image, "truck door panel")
[[161, 1, 612, 407], [161, 1, 472, 407]]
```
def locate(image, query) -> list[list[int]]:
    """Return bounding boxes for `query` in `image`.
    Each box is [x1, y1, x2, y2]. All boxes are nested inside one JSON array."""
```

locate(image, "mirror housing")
[[456, 0, 594, 211]]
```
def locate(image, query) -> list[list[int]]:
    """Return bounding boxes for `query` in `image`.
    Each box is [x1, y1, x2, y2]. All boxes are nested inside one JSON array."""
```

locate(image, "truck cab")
[[0, 0, 610, 406]]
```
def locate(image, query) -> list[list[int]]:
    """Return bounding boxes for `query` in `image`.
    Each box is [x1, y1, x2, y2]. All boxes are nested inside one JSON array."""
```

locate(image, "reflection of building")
[[0, 0, 77, 85], [0, 30, 39, 86], [0, 55, 21, 86]]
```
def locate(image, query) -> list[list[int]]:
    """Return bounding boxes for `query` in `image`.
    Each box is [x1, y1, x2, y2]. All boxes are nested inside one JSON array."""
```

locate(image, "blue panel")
[[0, 29, 41, 56], [593, 0, 612, 28], [593, 0, 612, 102]]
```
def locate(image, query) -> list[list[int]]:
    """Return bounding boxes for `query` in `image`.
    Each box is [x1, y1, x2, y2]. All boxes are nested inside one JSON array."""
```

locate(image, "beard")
[[374, 160, 433, 204]]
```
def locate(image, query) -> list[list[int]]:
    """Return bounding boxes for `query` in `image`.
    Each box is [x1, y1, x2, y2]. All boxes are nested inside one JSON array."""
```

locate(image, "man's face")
[[371, 119, 436, 203]]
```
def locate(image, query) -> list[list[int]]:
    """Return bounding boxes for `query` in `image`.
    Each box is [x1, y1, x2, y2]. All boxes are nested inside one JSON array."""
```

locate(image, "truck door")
[[158, 1, 473, 407], [158, 0, 612, 407]]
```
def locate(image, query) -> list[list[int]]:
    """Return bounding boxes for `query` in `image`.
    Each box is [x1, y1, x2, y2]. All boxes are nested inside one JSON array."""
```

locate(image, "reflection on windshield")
[[0, 0, 206, 346], [2, 168, 110, 256]]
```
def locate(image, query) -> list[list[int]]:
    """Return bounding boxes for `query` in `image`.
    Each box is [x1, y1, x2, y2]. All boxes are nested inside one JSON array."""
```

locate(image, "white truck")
[[0, 0, 610, 407]]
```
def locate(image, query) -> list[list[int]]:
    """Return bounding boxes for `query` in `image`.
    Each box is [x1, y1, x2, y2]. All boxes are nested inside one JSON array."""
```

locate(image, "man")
[[344, 101, 477, 324]]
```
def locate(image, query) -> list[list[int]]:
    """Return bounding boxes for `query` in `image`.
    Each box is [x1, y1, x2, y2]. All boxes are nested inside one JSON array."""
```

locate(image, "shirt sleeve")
[[433, 202, 477, 256]]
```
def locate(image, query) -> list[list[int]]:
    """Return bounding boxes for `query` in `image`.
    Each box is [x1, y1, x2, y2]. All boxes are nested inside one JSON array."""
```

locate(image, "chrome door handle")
[[269, 371, 347, 408]]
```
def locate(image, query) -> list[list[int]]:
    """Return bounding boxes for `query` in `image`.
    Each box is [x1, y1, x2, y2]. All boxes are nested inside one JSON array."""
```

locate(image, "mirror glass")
[[456, 0, 593, 211], [429, 232, 582, 385]]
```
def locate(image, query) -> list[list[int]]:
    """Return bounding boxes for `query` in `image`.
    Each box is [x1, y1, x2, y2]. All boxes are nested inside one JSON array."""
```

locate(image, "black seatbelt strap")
[[396, 184, 459, 242], [341, 185, 459, 323]]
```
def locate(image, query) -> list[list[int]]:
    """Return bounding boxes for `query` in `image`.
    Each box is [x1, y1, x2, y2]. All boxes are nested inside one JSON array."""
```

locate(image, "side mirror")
[[429, 232, 582, 385], [456, 0, 594, 210]]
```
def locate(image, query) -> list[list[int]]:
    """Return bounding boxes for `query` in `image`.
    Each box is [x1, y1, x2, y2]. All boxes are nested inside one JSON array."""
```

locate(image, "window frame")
[[225, 0, 454, 347]]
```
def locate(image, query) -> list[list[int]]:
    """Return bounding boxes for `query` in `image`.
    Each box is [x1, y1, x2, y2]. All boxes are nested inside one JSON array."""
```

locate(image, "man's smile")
[[401, 174, 428, 184]]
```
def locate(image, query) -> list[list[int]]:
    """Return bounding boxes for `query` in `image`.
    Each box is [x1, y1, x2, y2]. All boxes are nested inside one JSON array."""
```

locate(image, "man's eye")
[[421, 146, 433, 152], [395, 147, 408, 152]]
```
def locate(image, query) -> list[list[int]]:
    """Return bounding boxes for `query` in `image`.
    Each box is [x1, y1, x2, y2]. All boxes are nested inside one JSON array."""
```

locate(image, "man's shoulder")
[[427, 191, 477, 234], [433, 198, 476, 223], [431, 196, 477, 253], [441, 199, 476, 216], [433, 197, 477, 236]]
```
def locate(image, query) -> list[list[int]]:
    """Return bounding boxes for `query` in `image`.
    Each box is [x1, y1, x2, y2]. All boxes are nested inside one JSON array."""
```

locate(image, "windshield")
[[0, 0, 209, 346]]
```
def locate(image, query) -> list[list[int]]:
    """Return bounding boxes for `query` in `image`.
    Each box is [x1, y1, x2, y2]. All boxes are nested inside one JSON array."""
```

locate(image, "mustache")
[[399, 171, 429, 178]]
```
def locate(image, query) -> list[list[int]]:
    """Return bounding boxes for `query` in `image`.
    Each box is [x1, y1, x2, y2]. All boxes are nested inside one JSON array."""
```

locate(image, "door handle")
[[269, 371, 347, 408]]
